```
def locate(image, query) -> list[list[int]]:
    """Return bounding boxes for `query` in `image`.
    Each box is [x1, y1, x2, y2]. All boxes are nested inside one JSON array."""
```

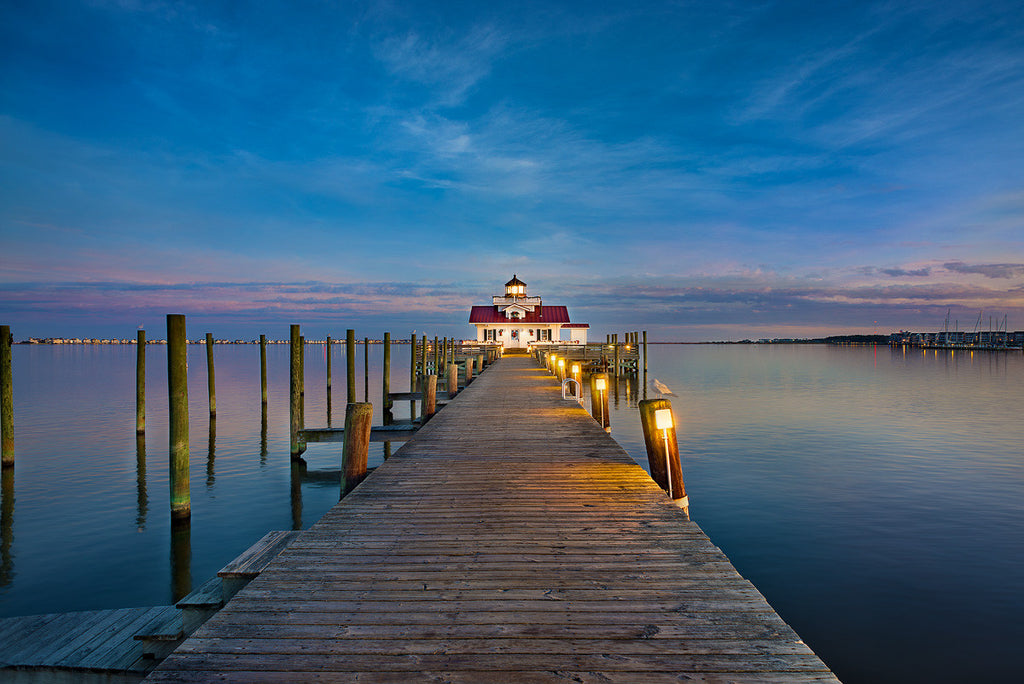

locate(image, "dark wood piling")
[[290, 325, 305, 459], [409, 334, 417, 419], [382, 333, 392, 414], [135, 330, 145, 434], [639, 398, 687, 512], [642, 330, 648, 374], [341, 402, 372, 497], [364, 336, 369, 402], [205, 333, 216, 417], [259, 334, 267, 405], [326, 336, 332, 394], [464, 355, 473, 384], [420, 335, 428, 376], [167, 314, 190, 520], [346, 329, 356, 404], [589, 372, 610, 430], [1, 325, 12, 468]]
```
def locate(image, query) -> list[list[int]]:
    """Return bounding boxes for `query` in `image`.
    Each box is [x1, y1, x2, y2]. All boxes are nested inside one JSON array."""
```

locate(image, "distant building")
[[469, 275, 589, 350]]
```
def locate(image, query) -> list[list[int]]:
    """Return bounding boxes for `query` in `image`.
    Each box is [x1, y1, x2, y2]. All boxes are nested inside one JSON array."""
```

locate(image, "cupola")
[[505, 274, 526, 297]]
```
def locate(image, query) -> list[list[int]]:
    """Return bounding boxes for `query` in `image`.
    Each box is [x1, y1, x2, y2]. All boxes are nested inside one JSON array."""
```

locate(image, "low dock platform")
[[148, 355, 838, 682]]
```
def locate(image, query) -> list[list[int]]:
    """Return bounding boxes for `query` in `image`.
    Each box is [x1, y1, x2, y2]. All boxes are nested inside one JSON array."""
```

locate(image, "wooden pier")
[[147, 354, 838, 682]]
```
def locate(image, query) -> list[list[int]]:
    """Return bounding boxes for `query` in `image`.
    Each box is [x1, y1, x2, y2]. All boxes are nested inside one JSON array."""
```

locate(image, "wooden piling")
[[420, 374, 437, 422], [589, 372, 610, 430], [136, 330, 145, 434], [205, 333, 216, 417], [364, 337, 369, 402], [613, 338, 620, 376], [409, 334, 417, 420], [346, 329, 356, 404], [290, 325, 305, 458], [382, 333, 392, 412], [260, 334, 267, 405], [166, 314, 190, 520], [433, 336, 439, 375], [0, 325, 12, 468], [447, 363, 458, 399], [341, 402, 373, 497], [638, 398, 686, 511], [420, 335, 428, 376], [476, 354, 484, 375], [642, 330, 648, 374], [326, 336, 332, 393], [464, 356, 473, 384]]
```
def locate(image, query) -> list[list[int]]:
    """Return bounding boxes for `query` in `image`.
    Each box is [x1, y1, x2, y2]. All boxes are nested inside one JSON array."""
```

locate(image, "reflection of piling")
[[289, 459, 305, 530], [639, 398, 687, 513], [205, 333, 216, 417], [136, 433, 148, 530], [259, 334, 267, 405], [589, 372, 610, 430], [170, 517, 192, 603], [136, 330, 146, 433], [260, 404, 268, 466], [289, 325, 305, 459], [1, 467, 14, 586], [420, 375, 437, 422], [167, 314, 190, 520], [346, 329, 356, 404], [1, 325, 12, 468], [341, 403, 372, 497], [206, 418, 216, 489]]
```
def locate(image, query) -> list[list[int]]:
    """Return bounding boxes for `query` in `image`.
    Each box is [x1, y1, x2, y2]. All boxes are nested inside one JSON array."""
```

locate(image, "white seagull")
[[652, 378, 677, 397]]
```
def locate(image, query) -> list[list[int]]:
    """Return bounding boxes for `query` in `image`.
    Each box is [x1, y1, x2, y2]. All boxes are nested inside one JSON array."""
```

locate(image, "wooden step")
[[175, 576, 224, 634], [132, 604, 184, 660], [218, 530, 300, 601]]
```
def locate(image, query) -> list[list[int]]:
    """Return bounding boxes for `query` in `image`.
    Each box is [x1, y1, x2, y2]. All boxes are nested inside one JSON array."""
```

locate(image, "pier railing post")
[[205, 333, 216, 417], [341, 402, 373, 497], [420, 374, 437, 422], [1, 325, 13, 468], [589, 372, 610, 431], [346, 329, 356, 404], [167, 314, 190, 520], [639, 398, 687, 513], [136, 330, 146, 434], [476, 354, 484, 375], [290, 324, 305, 458], [464, 356, 473, 384], [447, 363, 458, 399]]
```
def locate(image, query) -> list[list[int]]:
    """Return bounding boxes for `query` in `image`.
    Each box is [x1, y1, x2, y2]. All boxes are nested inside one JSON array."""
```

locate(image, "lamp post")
[[595, 376, 606, 429], [571, 363, 580, 385], [557, 358, 565, 381], [655, 408, 674, 497]]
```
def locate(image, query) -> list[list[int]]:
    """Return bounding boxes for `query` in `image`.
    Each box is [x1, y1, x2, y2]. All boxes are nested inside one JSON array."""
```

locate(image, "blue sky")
[[2, 0, 1023, 341]]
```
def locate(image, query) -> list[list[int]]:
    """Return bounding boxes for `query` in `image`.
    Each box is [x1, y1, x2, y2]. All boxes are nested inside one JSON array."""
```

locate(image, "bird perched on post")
[[652, 378, 677, 397]]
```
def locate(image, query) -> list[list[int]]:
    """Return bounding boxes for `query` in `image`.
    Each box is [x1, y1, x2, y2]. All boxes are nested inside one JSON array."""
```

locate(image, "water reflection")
[[290, 458, 305, 530], [1, 468, 13, 587], [260, 404, 268, 467], [206, 418, 216, 489], [170, 517, 191, 603], [135, 434, 148, 530]]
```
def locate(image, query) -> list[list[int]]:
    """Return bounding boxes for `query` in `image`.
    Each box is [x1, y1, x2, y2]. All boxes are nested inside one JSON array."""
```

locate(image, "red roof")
[[562, 323, 590, 328], [469, 305, 570, 324]]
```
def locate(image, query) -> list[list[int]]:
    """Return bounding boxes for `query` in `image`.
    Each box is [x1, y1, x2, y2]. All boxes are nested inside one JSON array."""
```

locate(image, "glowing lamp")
[[557, 359, 565, 368], [655, 408, 673, 430], [595, 378, 606, 391], [571, 363, 580, 375]]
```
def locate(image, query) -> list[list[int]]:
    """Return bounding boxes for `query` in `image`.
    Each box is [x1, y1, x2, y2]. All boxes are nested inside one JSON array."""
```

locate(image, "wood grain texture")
[[149, 355, 839, 683]]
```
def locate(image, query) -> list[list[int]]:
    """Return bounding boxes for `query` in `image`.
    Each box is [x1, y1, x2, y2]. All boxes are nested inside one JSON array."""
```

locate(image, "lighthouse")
[[468, 275, 589, 349]]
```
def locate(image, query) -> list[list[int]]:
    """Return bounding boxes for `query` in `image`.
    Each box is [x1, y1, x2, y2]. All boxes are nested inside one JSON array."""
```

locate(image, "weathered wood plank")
[[149, 355, 838, 682]]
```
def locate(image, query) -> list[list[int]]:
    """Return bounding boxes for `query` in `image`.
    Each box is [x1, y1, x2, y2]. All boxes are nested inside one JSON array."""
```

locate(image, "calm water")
[[1, 343, 1022, 683]]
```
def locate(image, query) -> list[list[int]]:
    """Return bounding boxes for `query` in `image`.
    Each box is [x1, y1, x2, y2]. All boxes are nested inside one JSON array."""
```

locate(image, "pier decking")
[[147, 355, 838, 683]]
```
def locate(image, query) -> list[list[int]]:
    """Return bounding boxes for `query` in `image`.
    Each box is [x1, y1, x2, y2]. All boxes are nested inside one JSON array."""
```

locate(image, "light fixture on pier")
[[655, 408, 675, 497]]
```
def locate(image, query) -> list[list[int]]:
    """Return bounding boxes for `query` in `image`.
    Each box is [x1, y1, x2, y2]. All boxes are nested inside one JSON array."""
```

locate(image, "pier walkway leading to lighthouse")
[[147, 355, 838, 683]]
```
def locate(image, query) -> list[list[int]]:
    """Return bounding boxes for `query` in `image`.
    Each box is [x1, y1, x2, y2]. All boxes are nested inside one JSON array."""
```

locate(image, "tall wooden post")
[[613, 338, 620, 377], [441, 337, 448, 371], [167, 314, 190, 520], [346, 329, 356, 404], [205, 333, 216, 417], [433, 336, 440, 376], [409, 334, 417, 420], [326, 336, 332, 394], [642, 330, 648, 374], [259, 334, 267, 405], [639, 398, 687, 512], [476, 354, 484, 375], [290, 324, 305, 458], [447, 363, 458, 399], [136, 330, 146, 434], [382, 333, 392, 413], [299, 336, 306, 439], [364, 336, 369, 402], [589, 372, 610, 430], [420, 374, 437, 422], [341, 402, 373, 497], [420, 335, 428, 376], [0, 325, 13, 468], [464, 356, 473, 384]]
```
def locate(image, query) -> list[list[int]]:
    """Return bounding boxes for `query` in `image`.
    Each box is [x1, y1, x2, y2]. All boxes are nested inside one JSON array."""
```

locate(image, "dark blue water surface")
[[1, 342, 1021, 683]]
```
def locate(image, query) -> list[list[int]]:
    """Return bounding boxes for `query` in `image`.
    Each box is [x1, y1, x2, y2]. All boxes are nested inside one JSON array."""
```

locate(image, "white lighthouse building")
[[469, 275, 589, 350]]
